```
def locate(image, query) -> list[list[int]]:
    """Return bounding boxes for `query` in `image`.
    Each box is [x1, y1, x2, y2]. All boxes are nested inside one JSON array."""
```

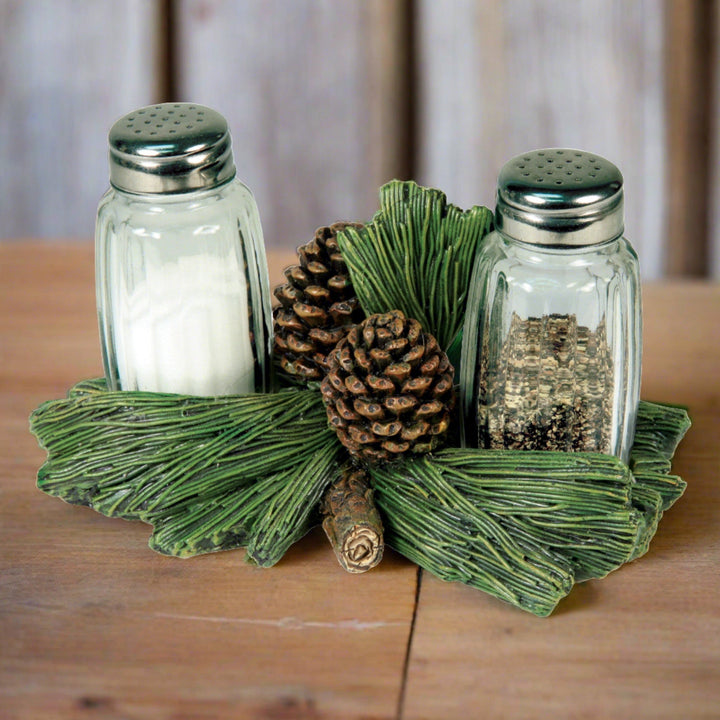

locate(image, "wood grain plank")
[[710, 0, 720, 279], [665, 0, 714, 276], [0, 243, 417, 720], [0, 1, 162, 241], [174, 0, 410, 250], [402, 283, 720, 720], [3, 245, 720, 717], [416, 0, 667, 279], [638, 281, 720, 411]]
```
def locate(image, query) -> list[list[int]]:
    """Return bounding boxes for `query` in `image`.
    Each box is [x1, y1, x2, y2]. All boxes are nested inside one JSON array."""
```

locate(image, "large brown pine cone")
[[320, 310, 455, 463], [273, 222, 365, 381]]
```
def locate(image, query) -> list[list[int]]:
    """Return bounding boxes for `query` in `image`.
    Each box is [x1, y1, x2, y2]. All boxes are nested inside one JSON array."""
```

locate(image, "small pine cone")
[[273, 222, 365, 381], [320, 310, 455, 463]]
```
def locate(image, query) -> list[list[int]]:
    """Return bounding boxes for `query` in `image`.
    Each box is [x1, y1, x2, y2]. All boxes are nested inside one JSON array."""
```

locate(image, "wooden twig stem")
[[322, 468, 384, 574]]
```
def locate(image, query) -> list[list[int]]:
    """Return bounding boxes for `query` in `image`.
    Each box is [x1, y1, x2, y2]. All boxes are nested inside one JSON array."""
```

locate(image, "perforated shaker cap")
[[108, 103, 236, 194], [495, 149, 624, 247]]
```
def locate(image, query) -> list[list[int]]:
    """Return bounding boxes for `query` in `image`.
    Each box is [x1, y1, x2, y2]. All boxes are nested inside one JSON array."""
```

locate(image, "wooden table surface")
[[1, 243, 719, 720]]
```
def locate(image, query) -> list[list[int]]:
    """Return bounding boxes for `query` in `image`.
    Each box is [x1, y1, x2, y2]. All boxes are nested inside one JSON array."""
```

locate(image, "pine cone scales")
[[273, 222, 365, 381], [321, 310, 455, 463]]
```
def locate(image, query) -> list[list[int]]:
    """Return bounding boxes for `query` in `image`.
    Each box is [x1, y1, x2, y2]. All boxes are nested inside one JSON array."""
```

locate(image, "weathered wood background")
[[0, 0, 717, 279]]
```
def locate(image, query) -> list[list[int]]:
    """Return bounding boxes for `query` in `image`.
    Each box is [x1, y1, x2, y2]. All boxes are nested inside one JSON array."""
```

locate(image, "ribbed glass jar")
[[460, 149, 641, 461], [95, 103, 272, 396]]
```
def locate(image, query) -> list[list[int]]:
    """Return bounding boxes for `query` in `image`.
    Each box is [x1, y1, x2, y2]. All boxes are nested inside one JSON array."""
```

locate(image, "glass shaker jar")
[[460, 149, 641, 461], [95, 103, 272, 396]]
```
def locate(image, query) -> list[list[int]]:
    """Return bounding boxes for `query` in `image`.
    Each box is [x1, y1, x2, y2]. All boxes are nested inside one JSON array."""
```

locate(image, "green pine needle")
[[29, 380, 690, 614], [371, 449, 641, 615], [627, 483, 664, 561], [371, 455, 575, 617], [631, 401, 691, 461], [370, 400, 690, 616], [31, 380, 341, 549], [245, 438, 342, 567], [336, 180, 493, 350], [148, 436, 341, 563], [631, 400, 690, 512]]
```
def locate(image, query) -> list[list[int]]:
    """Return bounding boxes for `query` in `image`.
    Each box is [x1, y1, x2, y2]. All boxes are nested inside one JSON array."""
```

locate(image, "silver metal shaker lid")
[[108, 103, 236, 194], [495, 149, 624, 247]]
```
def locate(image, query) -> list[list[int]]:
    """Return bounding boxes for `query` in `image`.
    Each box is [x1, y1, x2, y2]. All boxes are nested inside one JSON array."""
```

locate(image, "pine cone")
[[320, 310, 455, 463], [273, 222, 365, 381]]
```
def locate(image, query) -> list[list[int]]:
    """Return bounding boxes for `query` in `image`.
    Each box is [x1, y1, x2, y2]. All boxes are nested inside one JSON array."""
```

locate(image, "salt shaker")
[[460, 149, 641, 461], [95, 103, 272, 396]]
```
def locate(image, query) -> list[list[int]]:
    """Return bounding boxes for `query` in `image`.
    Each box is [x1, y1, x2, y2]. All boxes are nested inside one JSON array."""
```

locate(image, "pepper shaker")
[[460, 148, 642, 461], [95, 103, 272, 396]]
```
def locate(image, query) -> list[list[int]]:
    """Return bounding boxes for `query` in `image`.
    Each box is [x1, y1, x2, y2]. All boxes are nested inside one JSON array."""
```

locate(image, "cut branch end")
[[322, 468, 384, 573]]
